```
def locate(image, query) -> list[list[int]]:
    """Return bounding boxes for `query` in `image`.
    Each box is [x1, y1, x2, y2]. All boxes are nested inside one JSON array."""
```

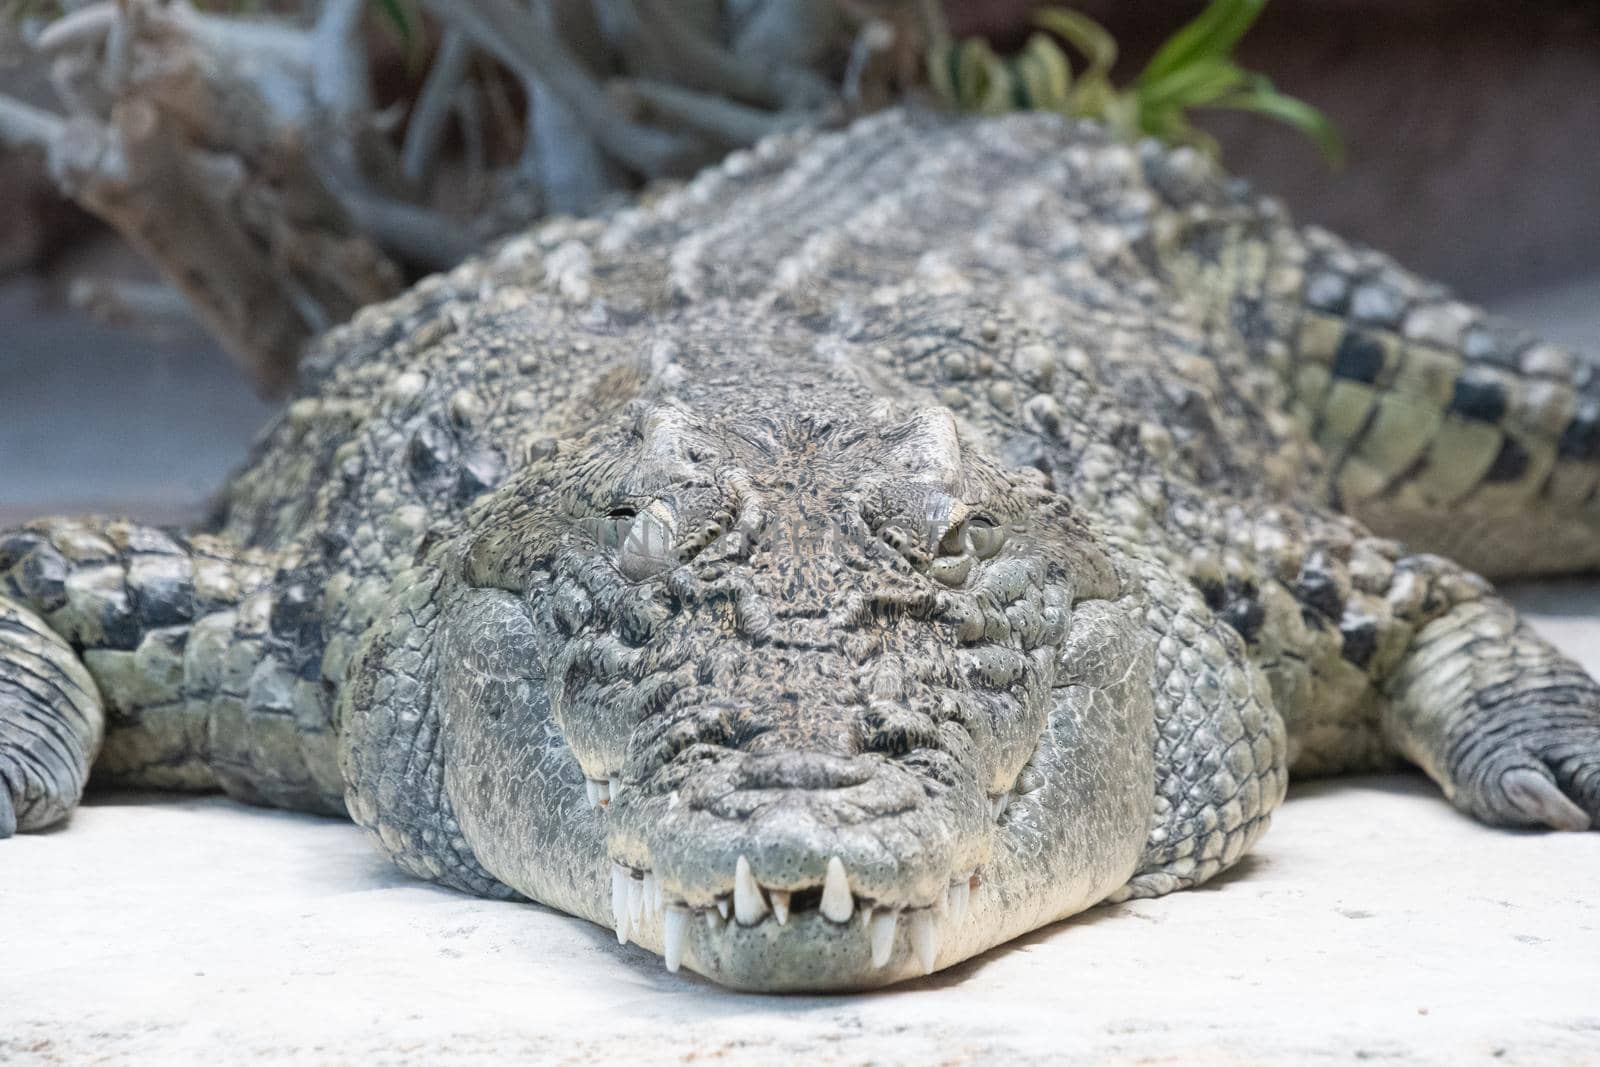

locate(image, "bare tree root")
[[423, 0, 706, 178], [620, 79, 803, 148], [4, 1, 402, 394], [2, 0, 928, 392], [400, 28, 472, 190]]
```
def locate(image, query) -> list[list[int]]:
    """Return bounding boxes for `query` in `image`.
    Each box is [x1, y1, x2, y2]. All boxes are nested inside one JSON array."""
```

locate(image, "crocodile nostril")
[[728, 751, 876, 791]]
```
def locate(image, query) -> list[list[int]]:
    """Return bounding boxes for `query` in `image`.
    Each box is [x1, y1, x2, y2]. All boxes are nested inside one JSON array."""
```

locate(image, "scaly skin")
[[4, 109, 1599, 990]]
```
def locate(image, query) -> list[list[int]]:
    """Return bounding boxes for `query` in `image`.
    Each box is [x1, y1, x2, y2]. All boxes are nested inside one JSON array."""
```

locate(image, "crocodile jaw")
[[441, 604, 1157, 991]]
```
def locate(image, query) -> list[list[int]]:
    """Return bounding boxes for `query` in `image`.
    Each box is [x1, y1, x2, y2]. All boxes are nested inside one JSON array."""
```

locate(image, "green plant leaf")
[[1013, 33, 1074, 111], [1030, 7, 1117, 81], [1070, 76, 1120, 121], [372, 0, 411, 40], [1140, 0, 1267, 85], [925, 0, 1343, 169], [1211, 77, 1347, 166], [927, 36, 960, 105], [1097, 90, 1141, 138], [1138, 56, 1249, 112], [929, 32, 1018, 111]]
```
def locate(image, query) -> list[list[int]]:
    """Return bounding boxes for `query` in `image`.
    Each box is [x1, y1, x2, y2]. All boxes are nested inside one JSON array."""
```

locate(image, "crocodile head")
[[429, 392, 1156, 990]]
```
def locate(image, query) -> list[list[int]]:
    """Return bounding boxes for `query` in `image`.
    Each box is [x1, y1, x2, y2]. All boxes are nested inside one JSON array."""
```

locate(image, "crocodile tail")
[[1270, 225, 1600, 578], [1146, 145, 1600, 579]]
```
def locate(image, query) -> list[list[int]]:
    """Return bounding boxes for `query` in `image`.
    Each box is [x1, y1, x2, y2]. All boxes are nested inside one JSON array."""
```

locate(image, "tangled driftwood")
[[0, 0, 913, 393]]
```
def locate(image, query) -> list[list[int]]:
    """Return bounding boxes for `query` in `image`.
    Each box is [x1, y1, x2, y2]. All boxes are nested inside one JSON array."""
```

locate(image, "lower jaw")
[[592, 837, 1144, 992], [611, 890, 996, 992]]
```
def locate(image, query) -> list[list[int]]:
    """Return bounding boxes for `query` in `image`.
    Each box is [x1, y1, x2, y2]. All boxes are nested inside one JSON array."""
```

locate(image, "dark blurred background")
[[3, 0, 1598, 523]]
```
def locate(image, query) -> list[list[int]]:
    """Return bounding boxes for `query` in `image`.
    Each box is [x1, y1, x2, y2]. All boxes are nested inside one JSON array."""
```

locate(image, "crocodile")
[[4, 108, 1599, 992]]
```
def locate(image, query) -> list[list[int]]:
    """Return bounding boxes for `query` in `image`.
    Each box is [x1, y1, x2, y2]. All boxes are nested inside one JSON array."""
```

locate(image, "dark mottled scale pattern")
[[1559, 400, 1600, 459], [1449, 369, 1511, 423], [1332, 331, 1387, 385]]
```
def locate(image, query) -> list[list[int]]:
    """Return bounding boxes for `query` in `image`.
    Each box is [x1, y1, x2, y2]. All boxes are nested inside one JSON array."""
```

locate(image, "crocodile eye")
[[935, 515, 1003, 558], [963, 517, 1005, 559], [586, 507, 637, 551], [617, 509, 678, 580], [585, 504, 680, 580], [928, 516, 1004, 586]]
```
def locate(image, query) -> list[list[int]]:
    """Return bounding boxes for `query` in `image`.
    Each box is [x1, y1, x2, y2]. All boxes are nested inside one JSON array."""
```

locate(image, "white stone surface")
[[2, 587, 1598, 1065]]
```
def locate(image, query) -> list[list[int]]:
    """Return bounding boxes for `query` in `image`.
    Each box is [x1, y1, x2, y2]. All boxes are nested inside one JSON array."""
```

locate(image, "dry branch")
[[4, 0, 405, 394], [60, 102, 319, 393], [400, 28, 472, 189], [633, 0, 832, 111], [9, 0, 872, 392], [622, 78, 801, 148], [421, 0, 704, 178]]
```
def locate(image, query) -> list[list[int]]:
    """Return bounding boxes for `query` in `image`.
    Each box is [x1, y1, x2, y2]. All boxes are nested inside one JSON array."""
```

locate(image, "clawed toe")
[[1500, 766, 1591, 832]]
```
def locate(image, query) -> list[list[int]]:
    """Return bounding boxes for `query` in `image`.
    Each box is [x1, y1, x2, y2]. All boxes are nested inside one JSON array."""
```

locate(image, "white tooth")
[[596, 778, 611, 806], [628, 875, 644, 929], [820, 856, 854, 923], [910, 910, 939, 974], [946, 882, 968, 926], [663, 906, 689, 973], [870, 909, 898, 969], [860, 905, 874, 929], [643, 873, 659, 922], [771, 890, 791, 925], [611, 865, 630, 945], [991, 792, 1010, 820], [586, 780, 601, 807], [608, 777, 620, 800], [716, 897, 730, 920], [734, 855, 768, 925]]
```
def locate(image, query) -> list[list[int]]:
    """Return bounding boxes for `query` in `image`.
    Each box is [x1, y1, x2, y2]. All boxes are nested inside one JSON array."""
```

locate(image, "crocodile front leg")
[[1110, 566, 1290, 902], [0, 517, 344, 830], [1161, 488, 1600, 831], [0, 593, 102, 834], [1382, 570, 1600, 831]]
